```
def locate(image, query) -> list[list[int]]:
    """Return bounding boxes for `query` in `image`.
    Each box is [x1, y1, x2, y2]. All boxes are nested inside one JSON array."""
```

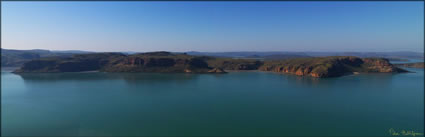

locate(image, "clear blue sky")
[[1, 2, 423, 52]]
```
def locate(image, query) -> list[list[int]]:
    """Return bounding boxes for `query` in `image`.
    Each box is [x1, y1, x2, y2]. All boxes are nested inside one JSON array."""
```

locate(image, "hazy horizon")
[[2, 2, 424, 52], [2, 47, 424, 54]]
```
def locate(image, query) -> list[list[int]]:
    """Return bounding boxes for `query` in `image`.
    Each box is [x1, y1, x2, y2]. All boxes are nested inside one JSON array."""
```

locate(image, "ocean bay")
[[1, 68, 423, 136]]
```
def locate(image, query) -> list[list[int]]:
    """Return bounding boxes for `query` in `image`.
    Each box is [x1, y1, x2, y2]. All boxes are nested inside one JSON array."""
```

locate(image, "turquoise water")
[[1, 69, 424, 136]]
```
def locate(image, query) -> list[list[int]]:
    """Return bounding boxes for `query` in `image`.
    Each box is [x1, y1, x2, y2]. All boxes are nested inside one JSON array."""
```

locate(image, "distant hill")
[[185, 51, 424, 60], [1, 48, 93, 67], [303, 51, 424, 59], [261, 54, 311, 60], [52, 50, 94, 54], [185, 51, 309, 58]]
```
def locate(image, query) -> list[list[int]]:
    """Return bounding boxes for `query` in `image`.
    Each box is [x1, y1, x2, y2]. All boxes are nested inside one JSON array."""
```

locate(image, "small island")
[[13, 52, 408, 78]]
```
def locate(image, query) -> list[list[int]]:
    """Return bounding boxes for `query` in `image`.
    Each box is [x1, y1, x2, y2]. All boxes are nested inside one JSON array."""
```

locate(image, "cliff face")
[[361, 58, 407, 72], [259, 56, 407, 78], [14, 52, 224, 73], [103, 55, 213, 73]]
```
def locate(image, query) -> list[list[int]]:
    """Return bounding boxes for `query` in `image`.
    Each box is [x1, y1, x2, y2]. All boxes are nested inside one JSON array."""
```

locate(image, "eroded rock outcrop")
[[259, 56, 407, 78]]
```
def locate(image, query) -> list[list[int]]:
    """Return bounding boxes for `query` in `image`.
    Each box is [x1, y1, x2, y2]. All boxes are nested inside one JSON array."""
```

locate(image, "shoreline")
[[224, 70, 260, 72]]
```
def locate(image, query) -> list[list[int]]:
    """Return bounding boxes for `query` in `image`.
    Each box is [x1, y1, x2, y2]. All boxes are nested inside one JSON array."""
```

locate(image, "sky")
[[1, 2, 424, 52]]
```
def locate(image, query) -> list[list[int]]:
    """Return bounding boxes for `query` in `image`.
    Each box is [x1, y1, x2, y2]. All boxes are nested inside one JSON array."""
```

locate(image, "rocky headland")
[[258, 56, 408, 78], [13, 52, 223, 73]]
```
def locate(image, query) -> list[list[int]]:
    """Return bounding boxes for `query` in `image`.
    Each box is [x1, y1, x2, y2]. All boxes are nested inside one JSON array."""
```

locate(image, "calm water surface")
[[1, 68, 424, 136]]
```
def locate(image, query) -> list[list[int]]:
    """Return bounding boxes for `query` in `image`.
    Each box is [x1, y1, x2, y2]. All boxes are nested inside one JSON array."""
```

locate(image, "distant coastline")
[[395, 62, 424, 68], [9, 51, 409, 78]]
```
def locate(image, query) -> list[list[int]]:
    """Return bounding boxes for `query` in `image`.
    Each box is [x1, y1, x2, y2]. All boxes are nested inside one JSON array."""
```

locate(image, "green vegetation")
[[16, 53, 125, 73], [14, 52, 225, 73], [1, 48, 75, 67]]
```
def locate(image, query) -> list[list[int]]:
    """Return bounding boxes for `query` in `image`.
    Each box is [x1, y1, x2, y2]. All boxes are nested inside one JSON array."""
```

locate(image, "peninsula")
[[13, 51, 408, 78]]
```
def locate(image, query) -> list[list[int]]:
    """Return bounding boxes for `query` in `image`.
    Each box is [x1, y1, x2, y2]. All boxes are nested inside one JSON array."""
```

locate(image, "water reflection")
[[15, 72, 119, 82], [280, 72, 395, 90], [3, 70, 423, 136], [15, 72, 201, 85], [119, 73, 200, 85], [14, 71, 401, 86]]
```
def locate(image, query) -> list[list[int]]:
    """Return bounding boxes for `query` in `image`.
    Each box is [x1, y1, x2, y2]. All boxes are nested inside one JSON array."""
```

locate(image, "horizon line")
[[2, 48, 424, 54]]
